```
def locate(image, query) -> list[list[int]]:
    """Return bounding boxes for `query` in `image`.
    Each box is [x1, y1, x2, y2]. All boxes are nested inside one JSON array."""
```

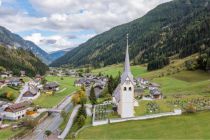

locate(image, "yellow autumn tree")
[[72, 89, 87, 105]]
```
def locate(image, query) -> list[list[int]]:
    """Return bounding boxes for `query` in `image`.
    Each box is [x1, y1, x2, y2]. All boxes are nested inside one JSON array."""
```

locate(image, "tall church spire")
[[121, 34, 134, 84], [124, 34, 131, 73]]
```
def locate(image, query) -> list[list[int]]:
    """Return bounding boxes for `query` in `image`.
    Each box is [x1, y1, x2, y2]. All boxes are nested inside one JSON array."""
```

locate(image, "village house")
[[29, 79, 43, 90], [65, 70, 77, 77], [44, 82, 59, 91], [74, 79, 85, 87], [6, 77, 22, 86], [0, 71, 12, 78], [20, 71, 26, 77], [3, 101, 29, 120], [0, 80, 5, 88], [35, 74, 42, 81], [150, 88, 162, 99], [22, 86, 40, 101]]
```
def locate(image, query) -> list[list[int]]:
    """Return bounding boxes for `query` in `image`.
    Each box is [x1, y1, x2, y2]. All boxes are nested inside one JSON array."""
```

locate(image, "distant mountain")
[[0, 45, 49, 77], [50, 0, 210, 69], [49, 47, 75, 62], [0, 26, 51, 64]]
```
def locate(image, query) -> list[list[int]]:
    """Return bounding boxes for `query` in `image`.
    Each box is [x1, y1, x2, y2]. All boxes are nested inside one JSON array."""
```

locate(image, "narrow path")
[[57, 88, 67, 93], [58, 105, 81, 139], [15, 82, 29, 103]]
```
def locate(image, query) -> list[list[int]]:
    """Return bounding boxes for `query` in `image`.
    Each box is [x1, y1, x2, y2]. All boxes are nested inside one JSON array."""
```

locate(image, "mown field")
[[33, 76, 79, 108], [92, 59, 210, 97], [78, 111, 210, 139], [92, 64, 147, 78]]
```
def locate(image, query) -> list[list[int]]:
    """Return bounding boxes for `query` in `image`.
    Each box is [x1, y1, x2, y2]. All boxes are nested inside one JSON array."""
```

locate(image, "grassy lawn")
[[0, 127, 26, 140], [135, 100, 173, 116], [33, 76, 79, 108], [172, 70, 210, 82], [66, 116, 92, 139], [0, 86, 20, 100], [59, 108, 74, 131], [152, 71, 210, 97], [92, 64, 147, 77], [78, 111, 210, 139], [21, 76, 32, 82]]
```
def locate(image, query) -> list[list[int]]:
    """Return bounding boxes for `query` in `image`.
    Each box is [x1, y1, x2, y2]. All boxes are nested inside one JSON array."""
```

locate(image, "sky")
[[0, 0, 171, 53]]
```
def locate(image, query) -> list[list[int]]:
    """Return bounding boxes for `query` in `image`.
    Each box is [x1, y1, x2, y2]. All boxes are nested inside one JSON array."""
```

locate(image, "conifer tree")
[[89, 86, 97, 105]]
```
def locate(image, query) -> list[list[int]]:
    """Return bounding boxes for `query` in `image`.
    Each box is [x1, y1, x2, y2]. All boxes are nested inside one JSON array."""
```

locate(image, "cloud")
[[40, 39, 57, 45], [24, 32, 95, 52], [0, 0, 171, 33], [0, 0, 171, 52], [65, 34, 77, 39]]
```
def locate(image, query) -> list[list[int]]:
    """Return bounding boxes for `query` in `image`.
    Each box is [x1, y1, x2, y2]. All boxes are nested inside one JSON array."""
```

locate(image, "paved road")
[[23, 113, 62, 140], [22, 95, 73, 140], [58, 105, 81, 139]]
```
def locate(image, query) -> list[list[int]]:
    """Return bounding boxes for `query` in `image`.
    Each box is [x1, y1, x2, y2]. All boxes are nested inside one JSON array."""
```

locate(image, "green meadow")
[[78, 111, 210, 139], [92, 62, 210, 97], [0, 86, 20, 100], [0, 127, 26, 140], [33, 76, 79, 108], [92, 64, 147, 77]]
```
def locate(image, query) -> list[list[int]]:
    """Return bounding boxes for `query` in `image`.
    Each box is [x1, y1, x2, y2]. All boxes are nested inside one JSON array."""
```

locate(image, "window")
[[129, 87, 132, 91], [124, 87, 127, 91]]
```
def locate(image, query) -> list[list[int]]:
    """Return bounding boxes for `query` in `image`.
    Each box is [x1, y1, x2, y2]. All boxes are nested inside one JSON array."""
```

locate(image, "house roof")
[[23, 86, 38, 97], [150, 89, 161, 95], [45, 82, 59, 88], [4, 101, 29, 113], [113, 85, 121, 103]]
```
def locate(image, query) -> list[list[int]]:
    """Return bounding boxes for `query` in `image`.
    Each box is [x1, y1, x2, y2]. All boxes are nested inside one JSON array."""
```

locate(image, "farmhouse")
[[150, 88, 162, 99], [3, 101, 29, 120], [113, 35, 139, 118], [0, 71, 12, 78], [20, 71, 26, 77], [22, 86, 40, 100], [7, 77, 22, 86], [0, 80, 5, 88], [44, 82, 59, 91]]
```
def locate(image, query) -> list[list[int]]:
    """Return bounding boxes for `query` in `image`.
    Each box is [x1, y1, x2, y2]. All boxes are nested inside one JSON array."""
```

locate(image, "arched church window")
[[129, 87, 132, 91], [124, 87, 127, 91]]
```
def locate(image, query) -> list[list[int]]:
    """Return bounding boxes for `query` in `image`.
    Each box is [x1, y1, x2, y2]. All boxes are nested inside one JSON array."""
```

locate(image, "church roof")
[[120, 34, 134, 85], [113, 85, 121, 103]]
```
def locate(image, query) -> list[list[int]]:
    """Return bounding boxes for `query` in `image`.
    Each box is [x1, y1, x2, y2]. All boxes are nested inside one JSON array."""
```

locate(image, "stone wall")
[[92, 109, 182, 126]]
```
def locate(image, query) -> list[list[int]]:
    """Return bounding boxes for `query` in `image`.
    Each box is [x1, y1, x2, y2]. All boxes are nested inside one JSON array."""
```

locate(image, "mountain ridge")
[[0, 45, 49, 77], [50, 0, 210, 70], [0, 26, 53, 64]]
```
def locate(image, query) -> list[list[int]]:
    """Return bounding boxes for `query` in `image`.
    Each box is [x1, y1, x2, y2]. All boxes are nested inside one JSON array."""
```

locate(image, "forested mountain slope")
[[0, 26, 52, 64], [0, 45, 49, 77], [51, 0, 210, 71]]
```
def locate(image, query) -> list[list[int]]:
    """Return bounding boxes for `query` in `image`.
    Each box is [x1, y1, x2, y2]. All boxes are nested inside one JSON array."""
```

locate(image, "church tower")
[[119, 34, 135, 118]]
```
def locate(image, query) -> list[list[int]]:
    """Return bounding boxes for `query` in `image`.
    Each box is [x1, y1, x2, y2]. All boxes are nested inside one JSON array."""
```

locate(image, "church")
[[113, 34, 139, 118]]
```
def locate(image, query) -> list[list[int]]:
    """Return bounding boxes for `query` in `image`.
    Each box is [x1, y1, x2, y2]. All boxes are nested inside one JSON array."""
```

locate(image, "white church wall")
[[119, 81, 135, 118]]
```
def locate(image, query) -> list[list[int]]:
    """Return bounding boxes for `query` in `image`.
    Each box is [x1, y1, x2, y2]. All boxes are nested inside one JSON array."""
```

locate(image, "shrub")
[[77, 115, 86, 128], [45, 130, 52, 136], [185, 103, 196, 113]]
